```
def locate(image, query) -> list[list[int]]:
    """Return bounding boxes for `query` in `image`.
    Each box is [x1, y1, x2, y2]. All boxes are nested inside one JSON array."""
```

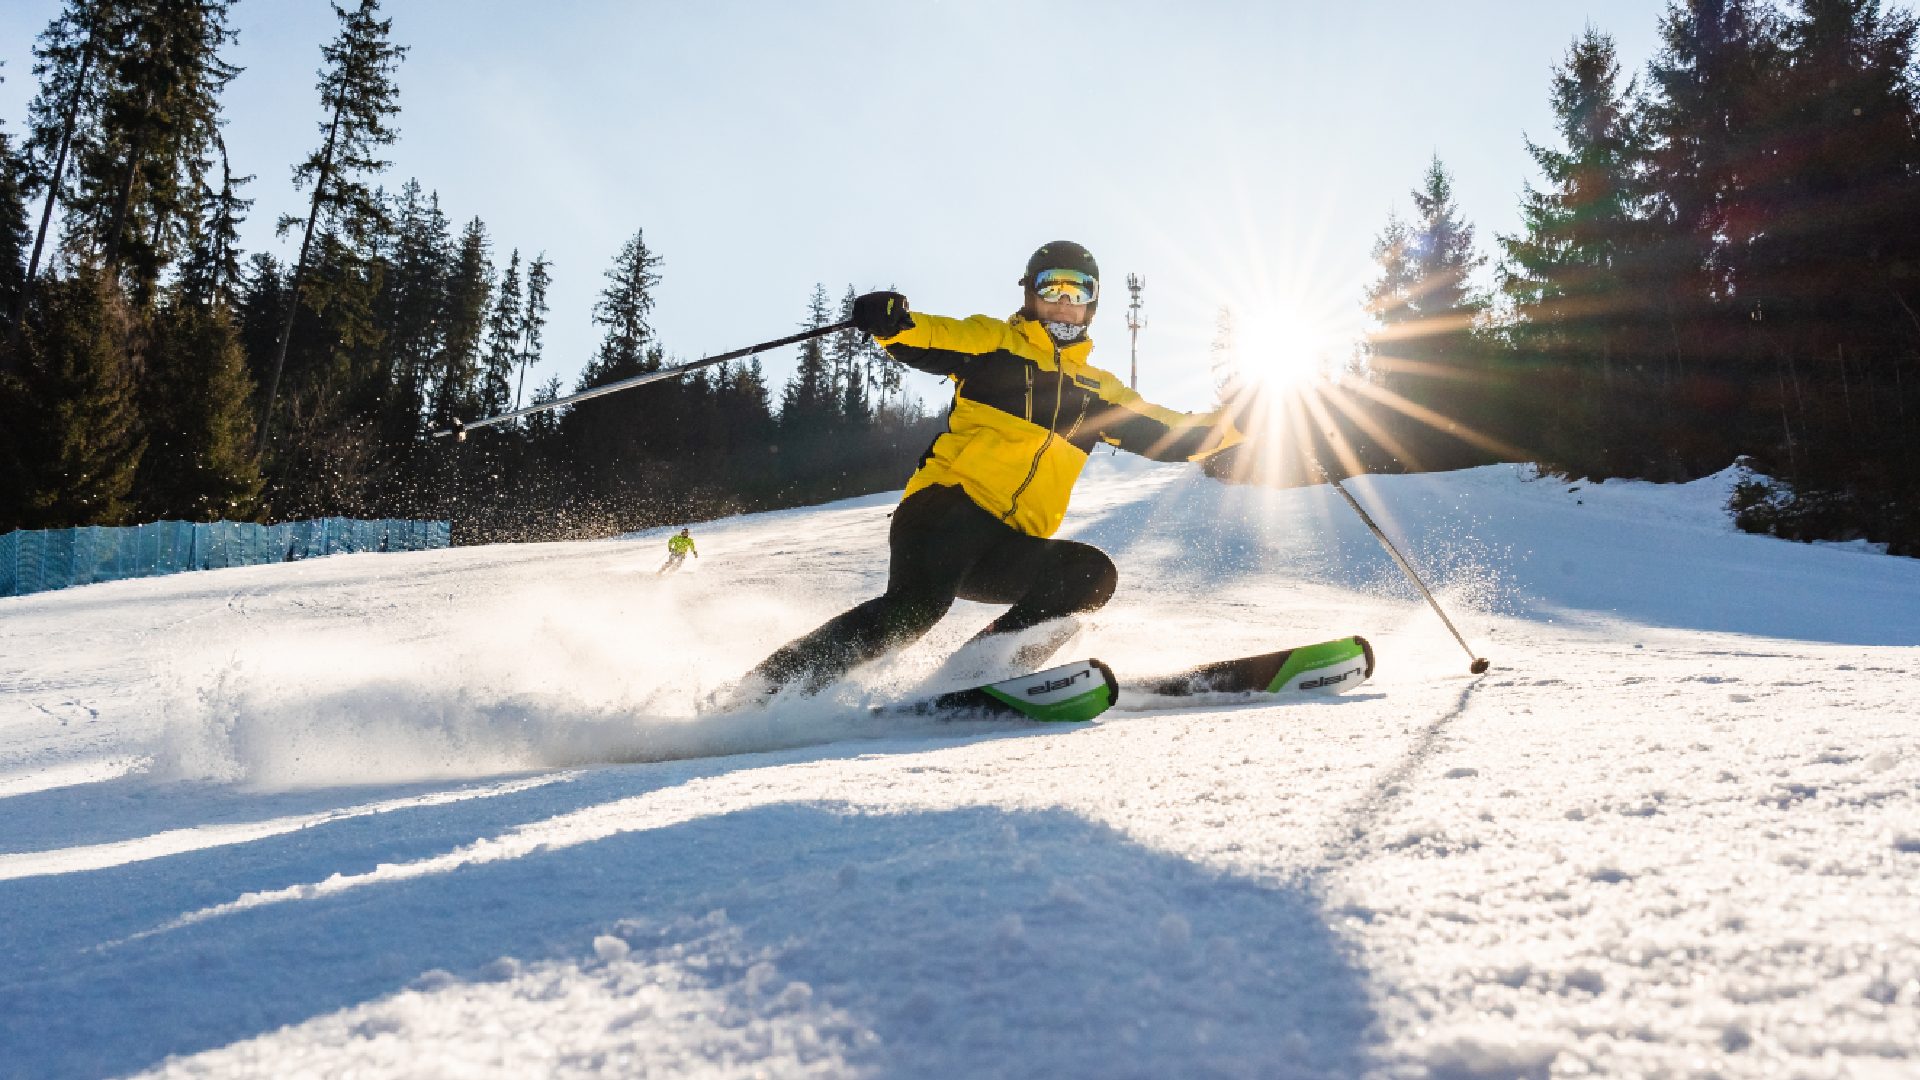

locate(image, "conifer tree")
[[781, 283, 837, 431], [1498, 28, 1659, 473], [522, 374, 563, 442], [1363, 211, 1420, 343], [514, 254, 551, 409], [15, 0, 113, 342], [772, 284, 842, 497], [864, 329, 903, 420], [1642, 0, 1781, 308], [430, 216, 490, 427], [725, 357, 775, 446], [1737, 0, 1920, 544], [175, 131, 250, 309], [581, 229, 662, 387], [1501, 29, 1649, 346], [1364, 158, 1492, 469], [63, 0, 240, 302], [375, 178, 450, 442], [136, 291, 261, 520], [1746, 0, 1919, 331], [1368, 160, 1489, 374], [478, 249, 520, 415], [0, 269, 144, 527], [1407, 157, 1487, 328], [564, 232, 667, 512], [235, 252, 283, 385], [0, 70, 32, 340], [830, 285, 869, 425], [257, 0, 405, 455]]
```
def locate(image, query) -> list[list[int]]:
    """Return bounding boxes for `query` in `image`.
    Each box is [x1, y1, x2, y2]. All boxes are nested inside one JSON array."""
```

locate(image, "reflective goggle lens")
[[1032, 268, 1098, 305]]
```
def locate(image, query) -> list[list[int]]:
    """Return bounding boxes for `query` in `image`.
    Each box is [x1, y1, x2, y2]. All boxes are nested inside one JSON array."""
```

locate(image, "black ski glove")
[[851, 291, 914, 338]]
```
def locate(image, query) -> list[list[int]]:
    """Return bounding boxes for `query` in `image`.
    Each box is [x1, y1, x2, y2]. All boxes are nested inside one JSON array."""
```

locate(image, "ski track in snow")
[[1, 458, 1918, 1078]]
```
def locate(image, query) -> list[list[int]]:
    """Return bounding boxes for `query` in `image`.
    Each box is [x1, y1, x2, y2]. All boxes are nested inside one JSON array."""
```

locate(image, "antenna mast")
[[1125, 273, 1146, 391]]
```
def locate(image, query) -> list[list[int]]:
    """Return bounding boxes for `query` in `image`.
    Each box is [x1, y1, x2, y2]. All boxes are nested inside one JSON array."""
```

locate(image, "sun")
[[1215, 302, 1350, 394]]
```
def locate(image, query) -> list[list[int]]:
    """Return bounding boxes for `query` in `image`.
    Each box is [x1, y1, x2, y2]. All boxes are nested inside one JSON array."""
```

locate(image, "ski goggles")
[[1031, 268, 1099, 305]]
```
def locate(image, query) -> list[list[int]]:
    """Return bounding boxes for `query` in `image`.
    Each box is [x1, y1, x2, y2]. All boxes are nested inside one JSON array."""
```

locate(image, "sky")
[[0, 0, 1710, 414]]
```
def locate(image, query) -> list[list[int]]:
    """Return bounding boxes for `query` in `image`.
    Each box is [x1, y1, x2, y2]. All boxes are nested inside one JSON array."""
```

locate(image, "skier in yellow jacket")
[[743, 241, 1241, 695], [658, 528, 697, 575]]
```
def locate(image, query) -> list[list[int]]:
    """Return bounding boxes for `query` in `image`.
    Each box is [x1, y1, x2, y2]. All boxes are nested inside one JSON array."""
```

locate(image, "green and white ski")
[[884, 658, 1119, 723], [1130, 635, 1374, 699], [880, 636, 1370, 723]]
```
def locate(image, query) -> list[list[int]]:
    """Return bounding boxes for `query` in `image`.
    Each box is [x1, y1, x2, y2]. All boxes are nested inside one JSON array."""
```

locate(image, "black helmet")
[[1020, 241, 1099, 288]]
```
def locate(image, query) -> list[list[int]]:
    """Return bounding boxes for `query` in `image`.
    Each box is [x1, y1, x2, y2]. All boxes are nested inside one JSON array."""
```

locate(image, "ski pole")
[[1320, 465, 1490, 675], [431, 319, 856, 441]]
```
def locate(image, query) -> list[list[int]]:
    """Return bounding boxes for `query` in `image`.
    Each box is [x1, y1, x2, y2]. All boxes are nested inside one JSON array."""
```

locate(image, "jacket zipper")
[[1003, 344, 1066, 524], [1063, 367, 1092, 440]]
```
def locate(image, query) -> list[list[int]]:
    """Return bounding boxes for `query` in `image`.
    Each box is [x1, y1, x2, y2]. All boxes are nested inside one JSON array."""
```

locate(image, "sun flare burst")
[[1217, 303, 1351, 394]]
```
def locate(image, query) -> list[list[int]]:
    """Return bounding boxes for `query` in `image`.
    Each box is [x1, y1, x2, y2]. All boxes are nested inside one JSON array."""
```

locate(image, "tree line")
[[0, 0, 936, 543], [6, 1, 1920, 555], [1328, 0, 1920, 555]]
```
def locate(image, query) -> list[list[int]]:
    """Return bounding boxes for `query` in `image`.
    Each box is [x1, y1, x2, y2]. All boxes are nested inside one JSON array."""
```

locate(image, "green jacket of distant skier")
[[668, 533, 696, 555]]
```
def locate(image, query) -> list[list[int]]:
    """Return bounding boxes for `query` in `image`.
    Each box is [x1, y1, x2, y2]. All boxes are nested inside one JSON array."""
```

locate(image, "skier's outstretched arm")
[[1092, 381, 1242, 465], [850, 291, 1012, 378]]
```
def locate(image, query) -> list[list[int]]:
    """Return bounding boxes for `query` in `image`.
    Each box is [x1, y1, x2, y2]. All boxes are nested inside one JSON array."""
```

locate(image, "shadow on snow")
[[0, 760, 1378, 1079]]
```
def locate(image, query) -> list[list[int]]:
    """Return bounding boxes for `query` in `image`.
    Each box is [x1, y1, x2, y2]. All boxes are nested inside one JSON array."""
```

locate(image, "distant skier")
[[659, 528, 698, 575], [733, 240, 1243, 699]]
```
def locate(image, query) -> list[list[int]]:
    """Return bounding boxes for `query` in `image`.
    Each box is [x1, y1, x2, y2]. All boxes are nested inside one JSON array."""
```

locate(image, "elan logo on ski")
[[884, 659, 1119, 723], [1026, 668, 1094, 697], [1299, 664, 1366, 691], [1134, 636, 1375, 699]]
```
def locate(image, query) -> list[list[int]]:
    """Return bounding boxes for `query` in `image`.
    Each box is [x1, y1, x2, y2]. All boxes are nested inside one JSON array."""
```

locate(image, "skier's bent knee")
[[1060, 546, 1118, 613]]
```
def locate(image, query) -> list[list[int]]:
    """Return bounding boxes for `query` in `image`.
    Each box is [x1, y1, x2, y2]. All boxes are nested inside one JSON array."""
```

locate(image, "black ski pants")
[[750, 484, 1117, 691]]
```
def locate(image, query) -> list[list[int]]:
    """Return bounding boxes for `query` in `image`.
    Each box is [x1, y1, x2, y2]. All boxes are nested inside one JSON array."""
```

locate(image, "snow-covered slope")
[[2, 457, 1917, 1078]]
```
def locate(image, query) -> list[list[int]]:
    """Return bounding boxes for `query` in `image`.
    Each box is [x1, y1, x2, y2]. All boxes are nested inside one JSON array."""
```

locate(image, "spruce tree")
[[781, 283, 837, 431], [1363, 211, 1420, 341], [829, 285, 869, 426], [175, 131, 250, 309], [774, 284, 840, 496], [1501, 29, 1649, 344], [1746, 0, 1919, 331], [1642, 0, 1781, 309], [61, 0, 240, 302], [1363, 158, 1494, 470], [0, 269, 145, 527], [864, 327, 903, 422], [522, 374, 563, 442], [137, 291, 262, 520], [564, 231, 665, 511], [478, 249, 520, 416], [1364, 159, 1488, 366], [1498, 28, 1659, 475], [1407, 157, 1487, 327], [235, 252, 283, 385], [1739, 0, 1920, 545], [581, 229, 662, 387], [15, 0, 113, 343], [430, 216, 491, 427], [374, 178, 450, 444], [0, 70, 32, 343], [257, 0, 405, 456], [514, 254, 551, 409]]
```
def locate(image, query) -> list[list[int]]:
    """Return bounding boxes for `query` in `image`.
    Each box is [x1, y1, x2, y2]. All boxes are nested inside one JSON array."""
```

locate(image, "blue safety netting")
[[0, 518, 452, 598]]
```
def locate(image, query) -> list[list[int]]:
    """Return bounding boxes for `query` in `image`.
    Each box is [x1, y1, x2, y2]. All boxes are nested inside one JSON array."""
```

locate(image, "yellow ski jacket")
[[668, 534, 696, 555], [877, 312, 1240, 537]]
